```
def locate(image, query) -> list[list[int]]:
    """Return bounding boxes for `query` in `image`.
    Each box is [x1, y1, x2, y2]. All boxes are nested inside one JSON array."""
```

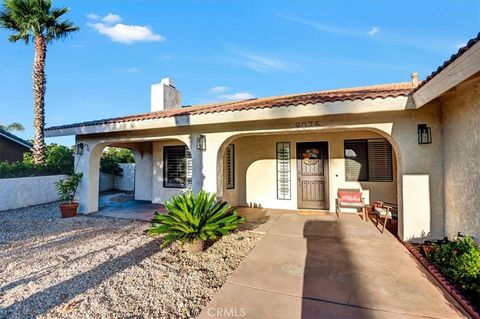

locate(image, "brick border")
[[404, 242, 479, 319]]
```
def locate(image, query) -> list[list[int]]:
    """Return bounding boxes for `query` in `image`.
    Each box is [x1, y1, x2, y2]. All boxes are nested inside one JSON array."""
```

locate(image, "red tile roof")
[[46, 82, 413, 131], [416, 32, 480, 90]]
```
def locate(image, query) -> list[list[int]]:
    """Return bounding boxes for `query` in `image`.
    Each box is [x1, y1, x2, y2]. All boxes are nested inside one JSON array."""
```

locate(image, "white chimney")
[[151, 77, 181, 112]]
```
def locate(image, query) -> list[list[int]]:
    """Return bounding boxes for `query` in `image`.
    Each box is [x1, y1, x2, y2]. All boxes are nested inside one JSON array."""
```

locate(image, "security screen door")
[[296, 142, 329, 209]]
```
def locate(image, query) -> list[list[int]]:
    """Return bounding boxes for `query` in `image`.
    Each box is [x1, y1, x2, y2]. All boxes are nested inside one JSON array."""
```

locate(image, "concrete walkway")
[[95, 192, 163, 221], [200, 209, 466, 319]]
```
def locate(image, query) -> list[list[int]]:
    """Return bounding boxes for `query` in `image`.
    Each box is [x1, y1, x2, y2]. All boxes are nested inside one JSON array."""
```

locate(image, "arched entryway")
[[216, 127, 403, 238]]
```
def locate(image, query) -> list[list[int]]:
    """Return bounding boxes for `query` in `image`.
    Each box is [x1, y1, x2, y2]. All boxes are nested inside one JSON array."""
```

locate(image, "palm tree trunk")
[[32, 36, 47, 164]]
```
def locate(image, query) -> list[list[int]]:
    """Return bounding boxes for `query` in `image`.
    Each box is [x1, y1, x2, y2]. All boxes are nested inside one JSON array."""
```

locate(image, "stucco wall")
[[0, 175, 67, 211], [73, 102, 444, 240], [134, 150, 153, 201], [99, 164, 135, 192], [441, 78, 480, 240], [222, 131, 397, 212], [115, 163, 135, 191], [99, 173, 114, 191]]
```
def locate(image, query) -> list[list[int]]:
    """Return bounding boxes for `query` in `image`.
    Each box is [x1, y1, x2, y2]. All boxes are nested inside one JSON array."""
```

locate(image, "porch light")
[[196, 135, 206, 151], [76, 143, 89, 155], [417, 124, 432, 144]]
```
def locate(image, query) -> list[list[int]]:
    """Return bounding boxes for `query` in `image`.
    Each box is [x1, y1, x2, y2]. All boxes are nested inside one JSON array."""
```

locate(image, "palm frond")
[[0, 0, 78, 43]]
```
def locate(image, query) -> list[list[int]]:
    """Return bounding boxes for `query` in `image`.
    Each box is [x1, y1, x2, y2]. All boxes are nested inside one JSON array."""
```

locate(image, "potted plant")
[[55, 172, 83, 218]]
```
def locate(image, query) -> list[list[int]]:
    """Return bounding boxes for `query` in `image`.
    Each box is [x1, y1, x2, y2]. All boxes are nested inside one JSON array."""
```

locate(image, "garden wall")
[[99, 173, 114, 191], [0, 175, 67, 211], [99, 163, 135, 192]]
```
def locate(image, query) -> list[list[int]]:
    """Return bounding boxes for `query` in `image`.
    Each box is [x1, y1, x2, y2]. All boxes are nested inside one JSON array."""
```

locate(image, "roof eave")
[[413, 37, 480, 107], [45, 95, 412, 138], [0, 131, 33, 149]]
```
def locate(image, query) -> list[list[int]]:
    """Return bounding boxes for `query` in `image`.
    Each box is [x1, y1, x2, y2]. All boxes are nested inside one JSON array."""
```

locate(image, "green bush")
[[147, 191, 244, 247], [428, 236, 480, 303], [100, 147, 134, 176], [0, 143, 74, 178], [54, 172, 83, 203]]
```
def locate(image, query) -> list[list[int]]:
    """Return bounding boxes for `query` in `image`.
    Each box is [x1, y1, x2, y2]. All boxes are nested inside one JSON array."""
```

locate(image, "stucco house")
[[45, 33, 480, 242], [0, 128, 32, 163]]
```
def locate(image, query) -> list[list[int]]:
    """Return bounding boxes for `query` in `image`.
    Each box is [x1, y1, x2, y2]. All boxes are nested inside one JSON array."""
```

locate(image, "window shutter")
[[186, 149, 192, 189], [164, 146, 189, 188], [276, 142, 291, 200], [345, 140, 368, 181], [226, 144, 235, 189], [368, 139, 392, 182]]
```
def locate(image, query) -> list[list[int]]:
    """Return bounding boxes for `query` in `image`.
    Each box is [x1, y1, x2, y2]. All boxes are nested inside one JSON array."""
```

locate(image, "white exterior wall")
[[115, 163, 135, 191], [134, 150, 153, 201], [222, 131, 397, 212], [70, 98, 444, 241], [99, 173, 114, 191], [0, 175, 67, 211]]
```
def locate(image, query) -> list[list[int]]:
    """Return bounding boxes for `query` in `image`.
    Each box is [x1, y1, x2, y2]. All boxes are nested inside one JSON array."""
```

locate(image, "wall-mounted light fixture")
[[76, 143, 89, 155], [196, 135, 206, 151], [418, 124, 432, 144]]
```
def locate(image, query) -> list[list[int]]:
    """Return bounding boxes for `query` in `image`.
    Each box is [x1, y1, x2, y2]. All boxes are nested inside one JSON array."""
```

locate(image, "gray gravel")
[[0, 202, 261, 319]]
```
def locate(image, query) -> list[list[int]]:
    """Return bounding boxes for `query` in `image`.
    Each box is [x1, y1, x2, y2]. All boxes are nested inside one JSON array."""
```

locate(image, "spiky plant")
[[0, 0, 79, 164], [148, 191, 244, 247]]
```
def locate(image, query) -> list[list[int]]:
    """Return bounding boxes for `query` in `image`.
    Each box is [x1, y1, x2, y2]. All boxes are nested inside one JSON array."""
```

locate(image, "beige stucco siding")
[[73, 100, 445, 240], [440, 77, 480, 240], [222, 131, 397, 212]]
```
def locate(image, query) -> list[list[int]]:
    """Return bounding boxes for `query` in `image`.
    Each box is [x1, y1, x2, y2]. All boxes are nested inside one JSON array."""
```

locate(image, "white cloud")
[[225, 45, 293, 73], [114, 67, 140, 73], [209, 86, 231, 94], [86, 13, 100, 20], [217, 92, 254, 101], [279, 14, 355, 36], [102, 13, 122, 24], [367, 26, 379, 36], [88, 13, 166, 45]]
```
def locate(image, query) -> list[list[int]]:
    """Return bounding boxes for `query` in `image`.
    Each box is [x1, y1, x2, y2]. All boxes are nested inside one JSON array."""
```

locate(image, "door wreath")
[[302, 148, 320, 165]]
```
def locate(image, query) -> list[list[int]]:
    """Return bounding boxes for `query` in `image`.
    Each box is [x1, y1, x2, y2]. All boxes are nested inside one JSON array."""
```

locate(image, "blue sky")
[[0, 0, 479, 146]]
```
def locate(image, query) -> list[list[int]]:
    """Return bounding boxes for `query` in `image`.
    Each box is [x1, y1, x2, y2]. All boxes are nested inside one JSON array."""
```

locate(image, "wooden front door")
[[297, 142, 329, 209]]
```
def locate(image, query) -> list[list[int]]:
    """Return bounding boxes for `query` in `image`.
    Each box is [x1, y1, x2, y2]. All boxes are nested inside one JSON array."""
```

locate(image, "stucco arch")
[[76, 135, 191, 214], [214, 125, 404, 238]]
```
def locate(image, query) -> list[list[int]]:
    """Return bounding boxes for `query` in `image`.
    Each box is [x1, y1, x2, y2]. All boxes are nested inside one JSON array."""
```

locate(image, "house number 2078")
[[295, 121, 321, 128]]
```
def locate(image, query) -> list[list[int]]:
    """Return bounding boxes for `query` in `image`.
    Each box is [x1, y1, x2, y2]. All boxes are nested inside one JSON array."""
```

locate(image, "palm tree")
[[0, 0, 78, 164]]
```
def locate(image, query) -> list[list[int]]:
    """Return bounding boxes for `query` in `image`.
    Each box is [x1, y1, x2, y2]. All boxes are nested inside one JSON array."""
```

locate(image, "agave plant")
[[148, 191, 244, 247]]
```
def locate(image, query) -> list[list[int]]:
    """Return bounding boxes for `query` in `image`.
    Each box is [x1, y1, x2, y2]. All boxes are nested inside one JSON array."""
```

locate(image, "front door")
[[297, 142, 329, 209]]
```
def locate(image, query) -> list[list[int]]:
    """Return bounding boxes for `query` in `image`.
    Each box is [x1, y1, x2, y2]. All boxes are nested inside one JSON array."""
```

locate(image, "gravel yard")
[[0, 202, 262, 319]]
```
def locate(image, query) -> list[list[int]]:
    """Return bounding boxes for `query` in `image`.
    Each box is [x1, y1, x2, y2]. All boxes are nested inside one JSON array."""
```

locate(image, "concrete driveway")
[[200, 209, 466, 319]]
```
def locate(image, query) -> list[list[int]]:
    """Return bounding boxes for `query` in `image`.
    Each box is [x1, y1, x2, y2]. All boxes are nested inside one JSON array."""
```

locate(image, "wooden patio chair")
[[335, 188, 366, 220], [374, 201, 398, 233]]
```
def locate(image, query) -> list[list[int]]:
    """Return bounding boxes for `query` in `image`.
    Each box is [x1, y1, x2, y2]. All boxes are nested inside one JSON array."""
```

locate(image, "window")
[[164, 146, 192, 188], [276, 142, 291, 200], [344, 139, 393, 182], [226, 144, 235, 189]]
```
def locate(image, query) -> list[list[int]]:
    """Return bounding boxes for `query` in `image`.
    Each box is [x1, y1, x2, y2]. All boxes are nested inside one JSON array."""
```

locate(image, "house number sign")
[[295, 121, 321, 128]]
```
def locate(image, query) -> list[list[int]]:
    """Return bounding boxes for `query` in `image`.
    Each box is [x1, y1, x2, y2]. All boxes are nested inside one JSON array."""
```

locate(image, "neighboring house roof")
[[415, 32, 480, 90], [45, 82, 414, 132], [0, 129, 33, 149]]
